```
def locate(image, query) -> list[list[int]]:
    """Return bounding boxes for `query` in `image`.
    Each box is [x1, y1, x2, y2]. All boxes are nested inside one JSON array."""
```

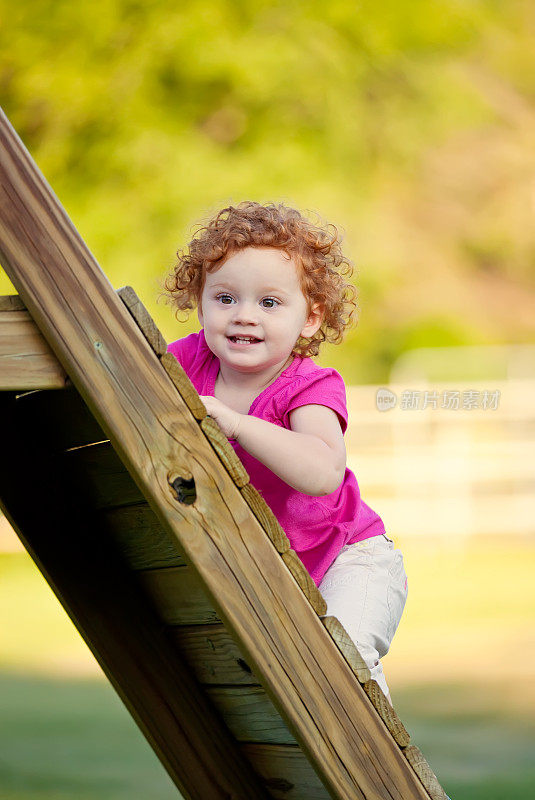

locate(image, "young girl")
[[164, 201, 408, 702]]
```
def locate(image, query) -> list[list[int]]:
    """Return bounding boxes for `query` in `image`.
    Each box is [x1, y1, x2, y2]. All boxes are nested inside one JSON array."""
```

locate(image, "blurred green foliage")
[[1, 0, 534, 381]]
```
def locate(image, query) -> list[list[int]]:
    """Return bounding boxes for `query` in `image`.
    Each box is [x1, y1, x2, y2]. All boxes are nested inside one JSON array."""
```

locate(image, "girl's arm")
[[200, 396, 346, 496]]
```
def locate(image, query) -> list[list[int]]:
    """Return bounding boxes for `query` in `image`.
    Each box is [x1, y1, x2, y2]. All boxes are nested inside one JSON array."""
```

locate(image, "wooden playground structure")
[[0, 107, 448, 800]]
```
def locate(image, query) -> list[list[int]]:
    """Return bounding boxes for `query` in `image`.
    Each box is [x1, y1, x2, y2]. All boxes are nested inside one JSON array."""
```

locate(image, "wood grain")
[[171, 623, 259, 685], [200, 414, 250, 487], [363, 680, 411, 748], [242, 743, 330, 799], [159, 352, 207, 421], [0, 293, 25, 311], [0, 107, 434, 799], [403, 746, 449, 800], [206, 686, 298, 745], [138, 565, 221, 626], [322, 616, 371, 683], [100, 502, 186, 570], [0, 302, 67, 390], [117, 285, 167, 356], [281, 549, 327, 616], [240, 482, 290, 553]]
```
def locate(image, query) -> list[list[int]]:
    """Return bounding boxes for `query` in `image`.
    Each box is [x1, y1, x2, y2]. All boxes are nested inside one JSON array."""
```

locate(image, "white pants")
[[319, 534, 408, 702]]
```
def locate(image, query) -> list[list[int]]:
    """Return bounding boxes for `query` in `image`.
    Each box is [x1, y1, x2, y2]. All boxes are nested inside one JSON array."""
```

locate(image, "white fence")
[[347, 345, 535, 540]]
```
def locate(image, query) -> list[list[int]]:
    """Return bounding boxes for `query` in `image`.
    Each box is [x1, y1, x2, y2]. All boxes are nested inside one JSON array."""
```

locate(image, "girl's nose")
[[231, 302, 259, 325]]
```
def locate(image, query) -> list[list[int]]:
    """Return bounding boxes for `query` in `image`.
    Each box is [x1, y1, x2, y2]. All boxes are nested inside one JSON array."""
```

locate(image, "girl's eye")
[[216, 294, 279, 308]]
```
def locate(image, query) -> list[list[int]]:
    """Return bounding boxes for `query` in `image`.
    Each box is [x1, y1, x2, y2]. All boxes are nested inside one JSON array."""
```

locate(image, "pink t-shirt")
[[168, 329, 385, 586]]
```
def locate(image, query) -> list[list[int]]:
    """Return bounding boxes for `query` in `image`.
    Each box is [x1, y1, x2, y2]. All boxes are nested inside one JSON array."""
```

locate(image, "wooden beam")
[[0, 296, 67, 389], [0, 108, 431, 799], [0, 294, 25, 310], [242, 744, 330, 799], [171, 623, 258, 685], [0, 392, 271, 800]]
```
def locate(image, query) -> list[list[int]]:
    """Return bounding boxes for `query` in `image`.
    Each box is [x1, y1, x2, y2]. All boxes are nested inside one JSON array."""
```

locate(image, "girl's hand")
[[200, 396, 242, 439]]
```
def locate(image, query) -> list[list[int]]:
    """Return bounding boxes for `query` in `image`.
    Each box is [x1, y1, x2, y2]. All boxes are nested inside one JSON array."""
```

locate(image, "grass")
[[395, 683, 535, 799], [1, 541, 535, 799], [0, 673, 178, 800]]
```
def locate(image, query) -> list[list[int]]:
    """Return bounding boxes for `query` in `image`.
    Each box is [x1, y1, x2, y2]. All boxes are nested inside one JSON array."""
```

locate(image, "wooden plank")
[[323, 616, 371, 683], [116, 288, 208, 424], [242, 744, 330, 800], [240, 482, 290, 554], [160, 352, 207, 421], [281, 549, 326, 616], [0, 392, 270, 800], [171, 624, 259, 685], [362, 681, 411, 748], [117, 286, 167, 357], [0, 107, 433, 799], [0, 305, 67, 390], [403, 747, 449, 800], [60, 439, 191, 514], [200, 414, 250, 487], [206, 686, 298, 745], [13, 386, 107, 452], [62, 442, 145, 509], [0, 293, 25, 310], [101, 503, 186, 570], [138, 565, 220, 626]]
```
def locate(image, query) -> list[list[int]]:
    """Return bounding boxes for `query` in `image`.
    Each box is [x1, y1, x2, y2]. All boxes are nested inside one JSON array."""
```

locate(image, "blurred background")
[[1, 1, 534, 798]]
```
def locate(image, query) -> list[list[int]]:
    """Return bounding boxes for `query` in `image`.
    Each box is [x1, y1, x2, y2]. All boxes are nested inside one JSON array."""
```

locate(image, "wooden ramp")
[[0, 108, 448, 800]]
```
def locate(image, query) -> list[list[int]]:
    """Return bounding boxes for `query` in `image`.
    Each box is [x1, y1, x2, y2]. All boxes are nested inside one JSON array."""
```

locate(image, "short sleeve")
[[167, 332, 198, 374], [282, 369, 348, 434]]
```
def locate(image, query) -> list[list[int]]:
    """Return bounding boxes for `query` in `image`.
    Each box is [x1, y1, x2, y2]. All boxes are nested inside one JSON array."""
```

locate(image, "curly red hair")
[[163, 201, 359, 358]]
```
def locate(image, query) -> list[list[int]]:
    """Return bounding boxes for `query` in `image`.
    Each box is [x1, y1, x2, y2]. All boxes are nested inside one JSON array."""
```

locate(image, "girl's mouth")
[[227, 335, 262, 346]]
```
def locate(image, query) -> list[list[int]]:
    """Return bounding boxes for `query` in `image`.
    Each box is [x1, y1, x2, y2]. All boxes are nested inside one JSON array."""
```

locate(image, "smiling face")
[[197, 247, 323, 378]]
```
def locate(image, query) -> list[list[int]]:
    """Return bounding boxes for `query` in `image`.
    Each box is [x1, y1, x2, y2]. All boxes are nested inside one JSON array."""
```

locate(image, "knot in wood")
[[167, 470, 196, 505]]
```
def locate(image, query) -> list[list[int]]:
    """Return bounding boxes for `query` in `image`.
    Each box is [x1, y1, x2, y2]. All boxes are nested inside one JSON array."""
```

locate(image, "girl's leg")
[[318, 534, 408, 703]]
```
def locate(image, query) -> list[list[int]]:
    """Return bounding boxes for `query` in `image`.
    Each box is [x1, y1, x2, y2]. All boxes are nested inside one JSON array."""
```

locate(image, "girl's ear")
[[301, 302, 324, 339], [197, 299, 204, 326]]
